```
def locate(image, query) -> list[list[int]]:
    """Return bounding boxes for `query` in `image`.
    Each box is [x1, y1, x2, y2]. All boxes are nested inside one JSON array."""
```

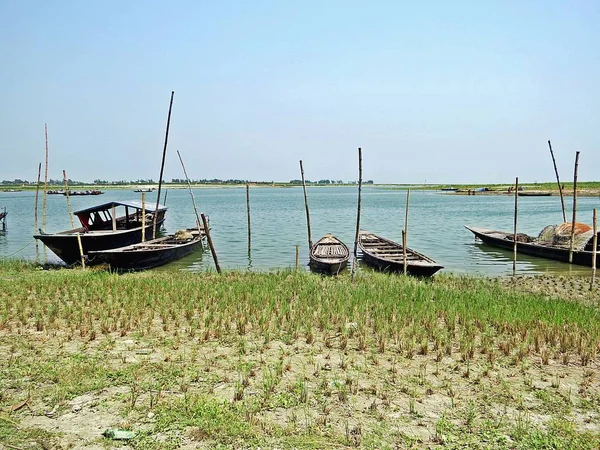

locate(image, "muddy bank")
[[499, 274, 599, 305]]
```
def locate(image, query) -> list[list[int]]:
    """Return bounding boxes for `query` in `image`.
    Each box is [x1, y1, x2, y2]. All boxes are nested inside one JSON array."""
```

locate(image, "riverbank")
[[1, 263, 599, 449], [3, 181, 600, 195]]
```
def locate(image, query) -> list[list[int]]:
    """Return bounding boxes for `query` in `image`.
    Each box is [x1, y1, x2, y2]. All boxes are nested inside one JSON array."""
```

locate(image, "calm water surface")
[[1, 187, 599, 276]]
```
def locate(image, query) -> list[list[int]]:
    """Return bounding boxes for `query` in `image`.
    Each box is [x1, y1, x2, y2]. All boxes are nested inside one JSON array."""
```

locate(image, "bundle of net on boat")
[[174, 229, 194, 240], [534, 222, 594, 250]]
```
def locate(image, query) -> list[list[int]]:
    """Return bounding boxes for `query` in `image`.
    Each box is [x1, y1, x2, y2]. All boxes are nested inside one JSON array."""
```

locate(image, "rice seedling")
[[1, 263, 600, 448]]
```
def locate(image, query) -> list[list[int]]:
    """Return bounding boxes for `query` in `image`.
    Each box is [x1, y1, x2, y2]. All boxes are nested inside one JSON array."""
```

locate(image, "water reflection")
[[467, 241, 592, 276]]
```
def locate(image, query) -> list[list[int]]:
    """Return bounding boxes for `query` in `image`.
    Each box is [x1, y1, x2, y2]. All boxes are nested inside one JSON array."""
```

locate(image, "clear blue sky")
[[1, 1, 598, 184]]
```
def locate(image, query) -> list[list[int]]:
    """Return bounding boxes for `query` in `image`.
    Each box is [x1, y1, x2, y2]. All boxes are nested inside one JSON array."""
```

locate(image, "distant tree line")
[[2, 178, 374, 186]]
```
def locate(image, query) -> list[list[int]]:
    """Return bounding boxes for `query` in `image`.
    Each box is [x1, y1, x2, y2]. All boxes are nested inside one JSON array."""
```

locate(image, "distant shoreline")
[[2, 182, 600, 196]]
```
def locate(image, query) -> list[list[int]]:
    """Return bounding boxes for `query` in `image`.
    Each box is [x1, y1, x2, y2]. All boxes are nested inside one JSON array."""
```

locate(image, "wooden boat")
[[466, 224, 600, 267], [358, 231, 443, 276], [63, 189, 103, 196], [88, 228, 205, 271], [517, 191, 552, 197], [309, 234, 349, 274], [133, 187, 156, 193], [34, 200, 167, 266]]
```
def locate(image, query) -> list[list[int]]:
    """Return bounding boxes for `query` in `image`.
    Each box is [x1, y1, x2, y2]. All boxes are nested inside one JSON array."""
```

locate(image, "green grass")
[[1, 263, 599, 448]]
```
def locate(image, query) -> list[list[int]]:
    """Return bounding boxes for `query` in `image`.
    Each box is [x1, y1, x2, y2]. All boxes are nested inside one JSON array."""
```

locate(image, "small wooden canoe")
[[87, 228, 205, 271], [309, 234, 350, 274], [358, 230, 443, 276]]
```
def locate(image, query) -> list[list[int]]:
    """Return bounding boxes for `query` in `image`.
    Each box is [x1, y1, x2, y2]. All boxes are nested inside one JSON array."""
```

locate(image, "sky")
[[0, 1, 598, 184]]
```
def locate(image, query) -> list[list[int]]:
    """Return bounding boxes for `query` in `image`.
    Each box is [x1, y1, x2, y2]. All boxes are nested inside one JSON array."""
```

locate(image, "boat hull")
[[34, 219, 166, 266], [465, 226, 600, 267], [88, 236, 203, 271], [358, 231, 443, 277], [309, 258, 349, 274]]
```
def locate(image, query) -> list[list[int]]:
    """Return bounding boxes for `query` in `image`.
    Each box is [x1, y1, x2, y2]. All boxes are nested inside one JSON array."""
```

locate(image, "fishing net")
[[534, 223, 593, 250], [174, 229, 194, 240]]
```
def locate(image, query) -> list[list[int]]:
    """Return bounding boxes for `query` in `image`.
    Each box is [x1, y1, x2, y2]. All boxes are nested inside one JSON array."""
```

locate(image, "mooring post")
[[177, 150, 203, 234], [62, 170, 75, 229], [153, 90, 175, 239], [246, 183, 251, 252], [201, 212, 221, 273], [42, 124, 49, 233], [352, 147, 363, 281], [591, 209, 597, 291], [299, 160, 312, 251], [295, 244, 299, 271], [513, 177, 519, 276], [403, 188, 410, 275], [548, 140, 567, 223], [141, 192, 146, 242], [76, 233, 86, 269], [569, 151, 580, 263], [34, 162, 41, 252]]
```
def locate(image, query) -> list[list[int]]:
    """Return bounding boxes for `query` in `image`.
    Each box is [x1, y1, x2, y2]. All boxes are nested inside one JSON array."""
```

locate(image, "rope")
[[0, 239, 36, 259]]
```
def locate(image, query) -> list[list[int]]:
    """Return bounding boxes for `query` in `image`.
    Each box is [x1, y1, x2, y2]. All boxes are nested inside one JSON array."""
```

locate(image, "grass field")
[[1, 261, 599, 449]]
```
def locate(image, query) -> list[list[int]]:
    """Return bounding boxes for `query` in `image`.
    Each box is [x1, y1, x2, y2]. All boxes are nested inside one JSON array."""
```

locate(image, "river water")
[[1, 187, 599, 276]]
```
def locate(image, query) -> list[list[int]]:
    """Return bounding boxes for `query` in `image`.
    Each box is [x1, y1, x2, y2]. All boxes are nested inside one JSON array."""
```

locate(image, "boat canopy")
[[74, 201, 167, 216]]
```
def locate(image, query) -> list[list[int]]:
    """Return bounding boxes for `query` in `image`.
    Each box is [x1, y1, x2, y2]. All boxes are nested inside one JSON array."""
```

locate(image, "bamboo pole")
[[76, 233, 86, 269], [176, 150, 203, 234], [153, 90, 175, 239], [246, 183, 251, 251], [62, 170, 75, 229], [591, 209, 597, 291], [548, 140, 567, 223], [295, 245, 299, 271], [569, 151, 580, 263], [352, 147, 363, 281], [34, 162, 41, 252], [299, 160, 312, 250], [141, 192, 146, 242], [42, 124, 49, 232], [201, 212, 221, 273], [403, 188, 410, 275], [513, 177, 519, 276], [111, 205, 117, 231]]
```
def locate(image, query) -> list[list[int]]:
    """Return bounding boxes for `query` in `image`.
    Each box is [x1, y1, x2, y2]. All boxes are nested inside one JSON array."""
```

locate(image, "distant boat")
[[34, 200, 167, 266], [63, 189, 103, 196], [88, 228, 205, 271], [517, 191, 552, 197], [309, 234, 349, 274], [47, 189, 65, 195], [134, 187, 156, 193], [465, 223, 600, 267], [440, 187, 458, 192], [358, 231, 443, 276]]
